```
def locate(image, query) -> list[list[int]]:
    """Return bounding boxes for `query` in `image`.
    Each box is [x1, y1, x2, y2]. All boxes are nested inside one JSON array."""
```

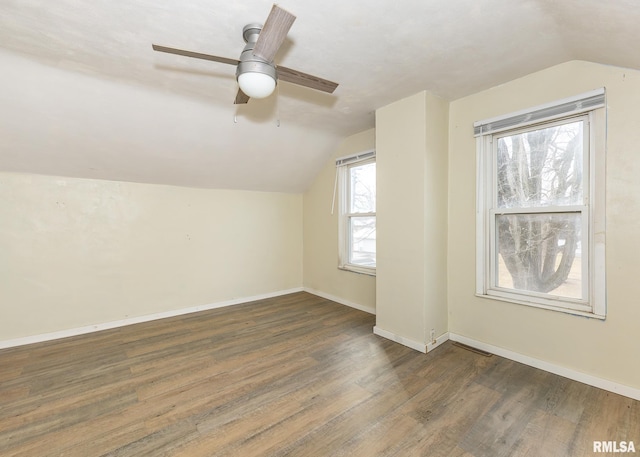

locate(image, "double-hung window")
[[475, 90, 606, 317], [336, 150, 376, 275]]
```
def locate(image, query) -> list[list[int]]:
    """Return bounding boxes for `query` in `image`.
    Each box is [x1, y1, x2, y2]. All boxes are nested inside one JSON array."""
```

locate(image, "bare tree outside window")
[[349, 162, 376, 267], [476, 92, 605, 316], [495, 120, 584, 298]]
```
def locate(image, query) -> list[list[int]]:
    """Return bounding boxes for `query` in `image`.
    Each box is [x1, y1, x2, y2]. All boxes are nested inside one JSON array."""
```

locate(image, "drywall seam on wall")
[[0, 287, 304, 350]]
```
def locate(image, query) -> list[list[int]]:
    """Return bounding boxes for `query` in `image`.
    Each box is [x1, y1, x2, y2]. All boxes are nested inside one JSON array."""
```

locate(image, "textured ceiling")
[[1, 0, 640, 192]]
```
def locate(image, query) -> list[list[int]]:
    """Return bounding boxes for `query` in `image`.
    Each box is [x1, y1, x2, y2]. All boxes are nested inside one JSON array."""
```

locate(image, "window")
[[336, 151, 376, 275], [475, 90, 606, 317]]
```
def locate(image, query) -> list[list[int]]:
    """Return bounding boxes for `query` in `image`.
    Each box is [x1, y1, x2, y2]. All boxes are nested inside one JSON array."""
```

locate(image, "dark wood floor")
[[0, 292, 637, 456]]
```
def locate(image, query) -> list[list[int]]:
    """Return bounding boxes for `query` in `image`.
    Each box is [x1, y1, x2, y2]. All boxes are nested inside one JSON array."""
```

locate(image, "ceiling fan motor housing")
[[236, 23, 277, 82]]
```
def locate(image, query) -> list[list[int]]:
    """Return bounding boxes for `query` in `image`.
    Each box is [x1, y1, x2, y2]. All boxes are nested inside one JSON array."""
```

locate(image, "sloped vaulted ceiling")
[[1, 0, 640, 192]]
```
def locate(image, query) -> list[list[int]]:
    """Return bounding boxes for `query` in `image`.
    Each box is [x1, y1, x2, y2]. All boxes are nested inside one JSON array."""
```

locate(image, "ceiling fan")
[[152, 4, 338, 104]]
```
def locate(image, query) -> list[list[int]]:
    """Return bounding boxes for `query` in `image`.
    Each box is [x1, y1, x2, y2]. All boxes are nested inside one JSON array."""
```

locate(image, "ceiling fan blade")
[[234, 88, 250, 104], [252, 5, 296, 62], [152, 44, 239, 66], [278, 66, 338, 94]]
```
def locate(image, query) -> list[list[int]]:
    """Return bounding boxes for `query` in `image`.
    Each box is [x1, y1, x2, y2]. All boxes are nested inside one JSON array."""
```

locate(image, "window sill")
[[475, 292, 605, 320], [338, 265, 376, 277]]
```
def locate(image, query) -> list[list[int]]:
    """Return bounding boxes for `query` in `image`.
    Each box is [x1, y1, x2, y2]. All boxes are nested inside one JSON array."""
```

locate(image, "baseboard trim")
[[373, 327, 450, 354], [448, 333, 640, 401], [373, 326, 427, 353], [303, 287, 376, 315], [0, 287, 304, 350], [427, 332, 450, 352]]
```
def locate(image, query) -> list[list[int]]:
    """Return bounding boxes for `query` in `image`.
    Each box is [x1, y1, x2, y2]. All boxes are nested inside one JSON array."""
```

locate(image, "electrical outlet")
[[430, 329, 436, 344]]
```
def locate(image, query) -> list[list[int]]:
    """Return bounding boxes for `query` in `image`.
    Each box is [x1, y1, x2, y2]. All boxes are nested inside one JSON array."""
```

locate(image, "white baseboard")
[[303, 287, 376, 315], [372, 326, 450, 354], [0, 287, 304, 350], [427, 332, 450, 352], [373, 326, 427, 353], [449, 333, 640, 401]]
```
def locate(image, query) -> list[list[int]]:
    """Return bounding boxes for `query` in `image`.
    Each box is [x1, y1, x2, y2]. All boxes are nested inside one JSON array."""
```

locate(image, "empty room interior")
[[1, 1, 639, 456]]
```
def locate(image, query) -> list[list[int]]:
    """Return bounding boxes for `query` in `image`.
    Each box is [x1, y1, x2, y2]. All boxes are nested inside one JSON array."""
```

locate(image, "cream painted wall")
[[376, 91, 448, 349], [377, 93, 427, 343], [302, 129, 376, 313], [448, 61, 640, 389], [423, 92, 449, 344], [0, 172, 302, 341]]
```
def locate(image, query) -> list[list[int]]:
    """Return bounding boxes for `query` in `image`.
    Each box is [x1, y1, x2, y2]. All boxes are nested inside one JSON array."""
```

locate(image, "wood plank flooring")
[[0, 292, 638, 456]]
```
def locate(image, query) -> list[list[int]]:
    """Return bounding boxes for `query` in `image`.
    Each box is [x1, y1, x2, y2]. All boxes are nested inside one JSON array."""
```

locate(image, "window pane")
[[350, 216, 376, 267], [496, 120, 583, 208], [349, 162, 376, 213], [496, 212, 582, 299]]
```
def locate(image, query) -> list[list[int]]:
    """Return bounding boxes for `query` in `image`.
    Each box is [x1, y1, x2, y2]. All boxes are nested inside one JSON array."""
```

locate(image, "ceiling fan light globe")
[[238, 72, 276, 99]]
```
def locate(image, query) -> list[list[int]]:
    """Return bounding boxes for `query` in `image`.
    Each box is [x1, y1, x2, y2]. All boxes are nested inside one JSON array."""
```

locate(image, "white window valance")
[[473, 88, 605, 137], [335, 150, 376, 167]]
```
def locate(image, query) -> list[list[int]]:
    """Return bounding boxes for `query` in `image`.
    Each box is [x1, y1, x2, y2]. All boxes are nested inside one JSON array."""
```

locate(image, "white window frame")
[[336, 151, 376, 276], [475, 90, 606, 318]]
